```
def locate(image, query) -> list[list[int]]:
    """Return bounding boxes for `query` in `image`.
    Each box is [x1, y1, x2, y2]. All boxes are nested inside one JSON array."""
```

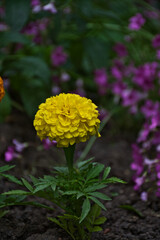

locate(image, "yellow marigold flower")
[[0, 77, 5, 102], [34, 93, 101, 147]]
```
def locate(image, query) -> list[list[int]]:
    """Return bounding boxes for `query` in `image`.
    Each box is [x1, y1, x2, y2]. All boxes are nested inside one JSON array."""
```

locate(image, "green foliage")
[[1, 159, 124, 239], [0, 92, 12, 122], [0, 0, 157, 120], [5, 0, 30, 31]]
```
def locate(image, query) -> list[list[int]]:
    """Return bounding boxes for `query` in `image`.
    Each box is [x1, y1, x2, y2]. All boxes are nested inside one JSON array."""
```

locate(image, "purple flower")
[[42, 138, 57, 150], [113, 43, 128, 57], [152, 34, 160, 48], [145, 10, 159, 19], [152, 131, 160, 145], [51, 46, 68, 67], [156, 50, 160, 60], [99, 109, 108, 121], [137, 123, 150, 142], [121, 89, 143, 107], [128, 13, 146, 31], [13, 139, 28, 152], [52, 86, 61, 95], [60, 72, 70, 82], [31, 0, 41, 13], [94, 68, 108, 87], [131, 144, 144, 176], [134, 176, 144, 191], [43, 3, 57, 14], [150, 112, 160, 130], [94, 68, 108, 95], [112, 81, 127, 96], [31, 0, 40, 7], [5, 147, 19, 162], [133, 62, 158, 91], [0, 22, 8, 31], [140, 191, 148, 201], [141, 100, 160, 119], [111, 60, 124, 80]]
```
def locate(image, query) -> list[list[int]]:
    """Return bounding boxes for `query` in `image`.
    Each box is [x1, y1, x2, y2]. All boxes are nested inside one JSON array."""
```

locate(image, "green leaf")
[[5, 0, 30, 31], [1, 174, 22, 185], [91, 226, 102, 232], [15, 201, 54, 211], [2, 190, 31, 195], [51, 184, 56, 191], [94, 216, 106, 225], [77, 157, 94, 169], [62, 191, 80, 195], [21, 178, 33, 192], [120, 205, 144, 218], [104, 177, 126, 184], [85, 183, 106, 192], [0, 92, 12, 122], [33, 183, 51, 193], [0, 31, 30, 46], [89, 192, 111, 201], [86, 164, 104, 181], [89, 196, 106, 211], [53, 166, 68, 173], [29, 175, 39, 185], [103, 167, 111, 180], [79, 198, 91, 223], [0, 210, 9, 219], [48, 217, 64, 229], [77, 192, 85, 199], [0, 165, 15, 173]]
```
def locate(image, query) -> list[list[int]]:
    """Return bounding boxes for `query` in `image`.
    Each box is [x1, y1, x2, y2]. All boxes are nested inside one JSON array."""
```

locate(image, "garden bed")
[[0, 111, 160, 240]]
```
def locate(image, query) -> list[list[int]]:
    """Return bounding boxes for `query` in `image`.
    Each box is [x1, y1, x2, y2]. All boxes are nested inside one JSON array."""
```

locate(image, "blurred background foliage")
[[0, 0, 160, 122]]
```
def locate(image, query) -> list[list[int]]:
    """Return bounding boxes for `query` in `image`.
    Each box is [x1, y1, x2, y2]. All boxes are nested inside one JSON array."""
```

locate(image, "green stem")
[[64, 144, 75, 174]]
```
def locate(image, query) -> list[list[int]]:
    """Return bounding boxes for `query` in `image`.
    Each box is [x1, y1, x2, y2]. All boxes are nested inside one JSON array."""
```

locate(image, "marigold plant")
[[0, 77, 5, 102], [34, 93, 101, 147]]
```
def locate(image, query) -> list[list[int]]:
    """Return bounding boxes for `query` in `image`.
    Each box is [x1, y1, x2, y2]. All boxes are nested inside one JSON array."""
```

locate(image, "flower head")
[[113, 43, 128, 57], [34, 93, 101, 147], [128, 13, 145, 31], [51, 46, 68, 67], [0, 77, 5, 102], [152, 34, 160, 48]]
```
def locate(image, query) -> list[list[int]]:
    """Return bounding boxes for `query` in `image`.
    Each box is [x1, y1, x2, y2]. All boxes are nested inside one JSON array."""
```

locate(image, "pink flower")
[[140, 191, 148, 201], [111, 60, 124, 80], [5, 147, 19, 162], [131, 144, 144, 176], [113, 43, 128, 57], [134, 176, 144, 191], [133, 62, 158, 91], [51, 46, 68, 67], [112, 81, 127, 96], [152, 34, 160, 48], [141, 100, 160, 119], [13, 139, 28, 152], [42, 138, 57, 150], [94, 68, 108, 95], [137, 123, 150, 142], [156, 49, 160, 59], [94, 68, 108, 87], [43, 3, 57, 14], [52, 86, 61, 95], [128, 13, 145, 31], [60, 72, 70, 82], [121, 89, 143, 107]]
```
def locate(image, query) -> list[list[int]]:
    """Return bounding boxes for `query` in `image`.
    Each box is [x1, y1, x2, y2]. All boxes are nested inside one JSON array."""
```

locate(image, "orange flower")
[[0, 77, 5, 102]]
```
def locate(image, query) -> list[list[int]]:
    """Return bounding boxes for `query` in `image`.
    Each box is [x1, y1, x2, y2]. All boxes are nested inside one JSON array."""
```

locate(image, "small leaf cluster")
[[0, 160, 125, 239]]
